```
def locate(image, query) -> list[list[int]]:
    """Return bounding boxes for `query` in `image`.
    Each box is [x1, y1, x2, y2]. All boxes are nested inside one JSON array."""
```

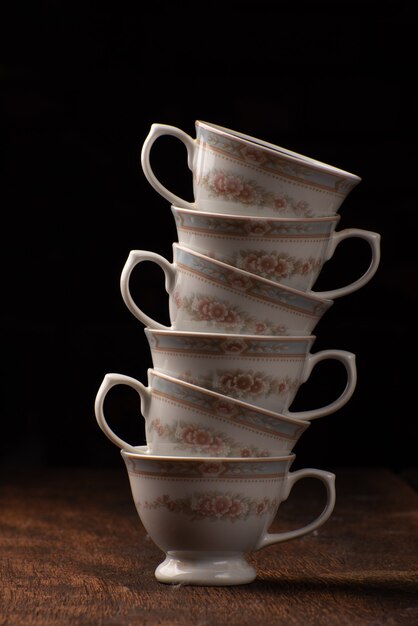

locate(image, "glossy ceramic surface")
[[121, 447, 336, 585], [94, 370, 310, 457], [141, 120, 361, 217], [120, 244, 333, 336], [144, 329, 357, 417], [171, 206, 381, 298]]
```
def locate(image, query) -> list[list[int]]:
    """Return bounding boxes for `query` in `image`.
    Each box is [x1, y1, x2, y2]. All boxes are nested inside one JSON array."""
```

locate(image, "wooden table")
[[1, 466, 417, 625]]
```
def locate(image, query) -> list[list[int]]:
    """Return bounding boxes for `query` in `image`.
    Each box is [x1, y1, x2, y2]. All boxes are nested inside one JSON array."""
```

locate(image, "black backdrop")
[[1, 1, 416, 472]]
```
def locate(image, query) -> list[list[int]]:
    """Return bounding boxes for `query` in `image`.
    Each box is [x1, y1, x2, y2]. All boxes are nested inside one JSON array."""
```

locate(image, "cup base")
[[155, 551, 256, 586]]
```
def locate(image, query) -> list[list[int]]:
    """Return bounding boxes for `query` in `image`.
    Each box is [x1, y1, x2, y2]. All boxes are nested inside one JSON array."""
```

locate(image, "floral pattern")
[[141, 491, 279, 521], [147, 331, 311, 356], [175, 246, 330, 316], [196, 168, 313, 216], [234, 250, 322, 282], [173, 291, 288, 335], [197, 125, 359, 194], [173, 208, 333, 237], [149, 418, 270, 457], [150, 376, 305, 439], [181, 369, 298, 401], [125, 454, 290, 477], [218, 370, 296, 399]]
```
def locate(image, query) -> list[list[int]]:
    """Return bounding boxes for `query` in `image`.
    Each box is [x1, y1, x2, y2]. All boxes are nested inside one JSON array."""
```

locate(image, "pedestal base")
[[155, 551, 256, 586]]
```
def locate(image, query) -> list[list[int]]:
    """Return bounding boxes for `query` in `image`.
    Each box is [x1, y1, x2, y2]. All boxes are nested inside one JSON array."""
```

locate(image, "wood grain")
[[0, 467, 417, 626]]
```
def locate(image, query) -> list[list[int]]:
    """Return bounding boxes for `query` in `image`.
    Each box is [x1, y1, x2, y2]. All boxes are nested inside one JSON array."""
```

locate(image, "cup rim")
[[121, 445, 296, 463], [146, 367, 311, 427], [171, 204, 341, 225], [144, 327, 316, 342], [174, 242, 333, 305], [196, 120, 361, 182]]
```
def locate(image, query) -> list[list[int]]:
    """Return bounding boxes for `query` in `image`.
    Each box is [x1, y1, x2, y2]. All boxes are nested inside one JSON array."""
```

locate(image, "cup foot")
[[155, 551, 256, 586]]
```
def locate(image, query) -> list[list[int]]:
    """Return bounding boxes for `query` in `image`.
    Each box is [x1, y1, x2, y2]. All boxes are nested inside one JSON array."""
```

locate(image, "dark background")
[[1, 1, 416, 473]]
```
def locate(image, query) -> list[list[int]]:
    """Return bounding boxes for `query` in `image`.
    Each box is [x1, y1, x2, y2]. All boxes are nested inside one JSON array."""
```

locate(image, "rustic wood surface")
[[0, 466, 417, 626]]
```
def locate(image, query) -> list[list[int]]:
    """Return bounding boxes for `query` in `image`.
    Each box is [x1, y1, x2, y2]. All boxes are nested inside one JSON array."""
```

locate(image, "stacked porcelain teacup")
[[94, 121, 381, 586]]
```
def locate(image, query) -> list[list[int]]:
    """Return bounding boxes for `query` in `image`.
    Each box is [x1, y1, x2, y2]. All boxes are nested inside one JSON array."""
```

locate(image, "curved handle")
[[287, 350, 357, 420], [120, 250, 176, 330], [255, 468, 336, 549], [312, 229, 381, 299], [94, 373, 150, 453], [141, 123, 197, 209]]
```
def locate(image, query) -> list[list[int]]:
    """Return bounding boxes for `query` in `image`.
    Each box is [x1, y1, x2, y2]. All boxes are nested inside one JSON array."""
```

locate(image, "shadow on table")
[[250, 573, 418, 601]]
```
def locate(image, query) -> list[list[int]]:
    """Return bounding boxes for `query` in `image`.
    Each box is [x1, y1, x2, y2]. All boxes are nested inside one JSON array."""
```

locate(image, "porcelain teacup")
[[120, 447, 336, 585], [144, 329, 356, 418], [171, 206, 381, 297], [94, 369, 310, 457], [120, 244, 333, 336], [141, 120, 361, 217]]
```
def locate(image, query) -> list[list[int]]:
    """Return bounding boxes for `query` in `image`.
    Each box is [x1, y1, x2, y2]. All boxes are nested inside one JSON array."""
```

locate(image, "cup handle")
[[120, 250, 176, 329], [286, 350, 357, 420], [255, 468, 336, 549], [312, 229, 381, 299], [94, 373, 150, 453], [141, 123, 196, 209]]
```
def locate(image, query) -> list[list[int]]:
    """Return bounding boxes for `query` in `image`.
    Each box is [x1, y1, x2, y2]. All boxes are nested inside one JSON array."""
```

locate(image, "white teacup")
[[171, 206, 381, 297], [120, 447, 336, 585], [95, 369, 310, 458], [120, 244, 333, 336], [141, 120, 361, 217], [144, 329, 357, 417]]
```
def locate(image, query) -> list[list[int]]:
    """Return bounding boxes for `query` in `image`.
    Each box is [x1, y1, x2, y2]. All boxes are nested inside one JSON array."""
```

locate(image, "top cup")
[[141, 120, 361, 217]]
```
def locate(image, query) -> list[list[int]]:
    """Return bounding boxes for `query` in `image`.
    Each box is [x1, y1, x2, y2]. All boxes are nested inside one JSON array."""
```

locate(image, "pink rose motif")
[[224, 175, 244, 196], [195, 429, 212, 446], [213, 399, 236, 417], [275, 257, 294, 278], [222, 309, 240, 326], [240, 448, 252, 457], [229, 498, 245, 518], [212, 172, 226, 193], [274, 324, 288, 335], [297, 260, 313, 275], [240, 146, 267, 164], [208, 301, 228, 321], [219, 372, 237, 392], [181, 426, 197, 444], [256, 500, 269, 515], [199, 462, 225, 476], [194, 496, 214, 516], [274, 196, 287, 209], [234, 373, 254, 393], [245, 221, 270, 236], [227, 274, 253, 290], [296, 201, 308, 211], [209, 436, 225, 454], [167, 500, 176, 512], [241, 252, 259, 274], [257, 254, 277, 275], [254, 322, 268, 334], [238, 183, 257, 204], [250, 376, 268, 396], [195, 297, 211, 319], [277, 381, 289, 395], [213, 495, 232, 517], [221, 338, 247, 354]]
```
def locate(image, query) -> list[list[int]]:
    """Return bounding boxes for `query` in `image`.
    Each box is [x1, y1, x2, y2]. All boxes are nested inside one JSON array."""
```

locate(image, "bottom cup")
[[121, 447, 336, 586]]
